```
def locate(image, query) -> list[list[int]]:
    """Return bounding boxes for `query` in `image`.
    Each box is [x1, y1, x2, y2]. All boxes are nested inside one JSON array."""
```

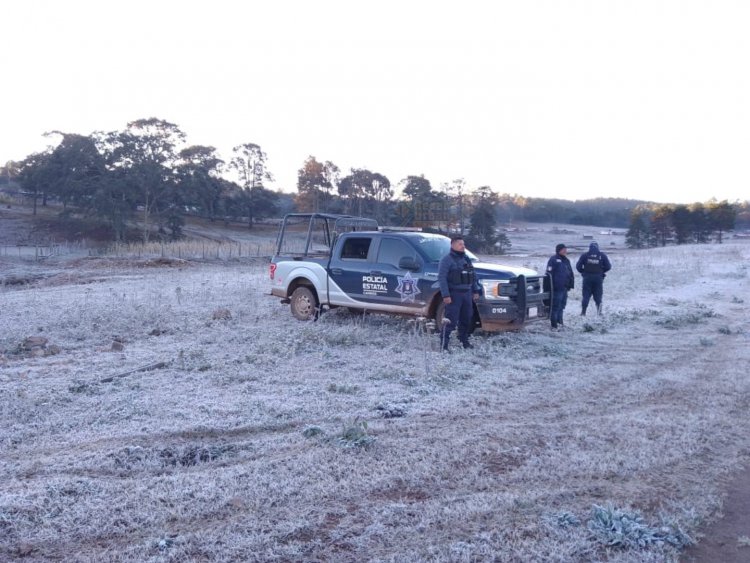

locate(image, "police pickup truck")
[[269, 213, 549, 331]]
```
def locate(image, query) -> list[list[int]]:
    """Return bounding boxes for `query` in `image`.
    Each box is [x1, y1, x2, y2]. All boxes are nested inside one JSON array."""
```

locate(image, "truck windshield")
[[414, 234, 479, 262]]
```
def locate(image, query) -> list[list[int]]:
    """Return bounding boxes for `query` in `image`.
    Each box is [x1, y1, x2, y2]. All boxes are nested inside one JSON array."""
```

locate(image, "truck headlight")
[[480, 279, 511, 301]]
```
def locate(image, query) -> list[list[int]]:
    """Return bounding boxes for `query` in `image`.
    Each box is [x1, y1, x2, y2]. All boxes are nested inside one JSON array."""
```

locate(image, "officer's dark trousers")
[[550, 289, 567, 327], [581, 274, 604, 311], [441, 290, 473, 348]]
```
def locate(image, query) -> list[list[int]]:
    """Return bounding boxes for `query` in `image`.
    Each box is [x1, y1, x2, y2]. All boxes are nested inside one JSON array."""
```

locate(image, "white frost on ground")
[[1, 240, 749, 562]]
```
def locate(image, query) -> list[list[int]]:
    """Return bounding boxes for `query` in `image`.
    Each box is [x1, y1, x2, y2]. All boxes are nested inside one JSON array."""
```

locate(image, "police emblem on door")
[[396, 271, 421, 303]]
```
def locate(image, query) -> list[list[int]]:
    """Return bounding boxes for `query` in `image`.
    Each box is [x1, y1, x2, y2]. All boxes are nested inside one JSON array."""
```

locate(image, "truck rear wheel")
[[433, 300, 478, 335], [290, 286, 318, 321], [434, 301, 447, 334]]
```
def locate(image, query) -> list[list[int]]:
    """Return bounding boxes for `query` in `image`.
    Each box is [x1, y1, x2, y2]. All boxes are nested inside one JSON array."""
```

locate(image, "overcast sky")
[[2, 0, 749, 204]]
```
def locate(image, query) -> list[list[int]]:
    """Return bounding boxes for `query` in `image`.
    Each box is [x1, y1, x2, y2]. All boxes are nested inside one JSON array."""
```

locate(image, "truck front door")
[[328, 235, 381, 305], [371, 237, 430, 311]]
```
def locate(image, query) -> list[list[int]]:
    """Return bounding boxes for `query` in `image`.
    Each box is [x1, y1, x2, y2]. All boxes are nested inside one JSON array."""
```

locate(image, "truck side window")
[[340, 237, 372, 260], [377, 238, 416, 268]]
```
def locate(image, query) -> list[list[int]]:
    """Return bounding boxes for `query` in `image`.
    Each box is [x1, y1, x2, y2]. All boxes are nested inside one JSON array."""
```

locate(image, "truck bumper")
[[476, 300, 547, 330], [476, 274, 549, 331]]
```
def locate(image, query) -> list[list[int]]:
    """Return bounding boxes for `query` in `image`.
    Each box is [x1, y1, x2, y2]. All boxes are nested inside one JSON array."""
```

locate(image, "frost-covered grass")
[[1, 241, 750, 561]]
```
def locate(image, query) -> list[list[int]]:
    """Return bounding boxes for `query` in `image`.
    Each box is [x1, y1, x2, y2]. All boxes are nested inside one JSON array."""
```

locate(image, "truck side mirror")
[[398, 256, 420, 271]]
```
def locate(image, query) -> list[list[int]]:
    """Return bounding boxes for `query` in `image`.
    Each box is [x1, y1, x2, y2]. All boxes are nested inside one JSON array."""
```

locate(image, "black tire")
[[290, 286, 318, 321], [433, 299, 478, 334], [433, 300, 447, 334], [469, 304, 479, 335]]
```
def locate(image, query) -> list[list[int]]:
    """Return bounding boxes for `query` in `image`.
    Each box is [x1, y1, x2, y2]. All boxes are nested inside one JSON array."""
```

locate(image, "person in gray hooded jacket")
[[575, 241, 612, 315]]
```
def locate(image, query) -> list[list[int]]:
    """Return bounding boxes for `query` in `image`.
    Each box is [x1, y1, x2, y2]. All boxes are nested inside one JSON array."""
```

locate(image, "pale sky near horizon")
[[2, 0, 749, 204]]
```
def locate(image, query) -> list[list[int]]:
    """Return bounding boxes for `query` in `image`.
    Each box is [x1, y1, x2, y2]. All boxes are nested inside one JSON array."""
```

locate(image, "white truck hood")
[[473, 261, 539, 278]]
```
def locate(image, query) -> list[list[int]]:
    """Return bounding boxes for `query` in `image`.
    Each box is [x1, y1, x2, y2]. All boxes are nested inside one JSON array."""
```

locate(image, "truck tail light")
[[269, 263, 277, 280]]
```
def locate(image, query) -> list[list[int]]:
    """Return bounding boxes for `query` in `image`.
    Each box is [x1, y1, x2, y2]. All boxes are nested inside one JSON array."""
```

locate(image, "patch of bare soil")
[[680, 466, 750, 562]]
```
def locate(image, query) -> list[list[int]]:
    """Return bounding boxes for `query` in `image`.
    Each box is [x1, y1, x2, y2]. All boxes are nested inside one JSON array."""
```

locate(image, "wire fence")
[[95, 240, 277, 261], [0, 239, 279, 262], [0, 242, 88, 260]]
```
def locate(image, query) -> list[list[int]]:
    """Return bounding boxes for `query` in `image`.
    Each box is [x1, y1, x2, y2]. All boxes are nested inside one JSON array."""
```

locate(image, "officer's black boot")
[[581, 305, 587, 316], [596, 303, 602, 315]]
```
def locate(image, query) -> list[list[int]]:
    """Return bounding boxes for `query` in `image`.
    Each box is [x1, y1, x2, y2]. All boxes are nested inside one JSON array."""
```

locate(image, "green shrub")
[[302, 426, 324, 438], [337, 419, 375, 448], [327, 383, 360, 394], [587, 504, 693, 549]]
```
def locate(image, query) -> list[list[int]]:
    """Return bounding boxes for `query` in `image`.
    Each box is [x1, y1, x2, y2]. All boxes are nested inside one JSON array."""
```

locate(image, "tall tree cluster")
[[626, 201, 737, 248], [294, 163, 512, 253], [15, 118, 279, 241]]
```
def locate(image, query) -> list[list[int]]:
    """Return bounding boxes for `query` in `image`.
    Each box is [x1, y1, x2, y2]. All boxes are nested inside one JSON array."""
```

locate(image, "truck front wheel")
[[290, 286, 318, 321]]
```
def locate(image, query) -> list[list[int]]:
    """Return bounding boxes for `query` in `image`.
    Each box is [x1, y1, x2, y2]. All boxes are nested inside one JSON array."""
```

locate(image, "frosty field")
[[1, 240, 749, 562]]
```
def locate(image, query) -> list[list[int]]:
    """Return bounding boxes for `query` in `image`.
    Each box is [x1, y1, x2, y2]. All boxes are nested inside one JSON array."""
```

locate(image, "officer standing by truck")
[[438, 236, 481, 351], [546, 243, 575, 330], [576, 241, 612, 315]]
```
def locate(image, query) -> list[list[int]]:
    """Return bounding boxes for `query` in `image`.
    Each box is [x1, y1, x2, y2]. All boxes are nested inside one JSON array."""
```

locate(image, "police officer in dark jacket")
[[438, 236, 480, 351], [576, 241, 612, 315], [546, 243, 575, 330]]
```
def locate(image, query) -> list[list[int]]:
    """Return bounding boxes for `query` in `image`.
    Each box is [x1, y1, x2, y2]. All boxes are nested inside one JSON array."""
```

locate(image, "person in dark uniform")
[[438, 236, 480, 351], [546, 243, 575, 330], [576, 241, 612, 315]]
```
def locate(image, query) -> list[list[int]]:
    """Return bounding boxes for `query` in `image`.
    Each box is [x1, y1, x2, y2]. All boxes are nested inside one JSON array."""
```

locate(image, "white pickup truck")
[[269, 213, 549, 331]]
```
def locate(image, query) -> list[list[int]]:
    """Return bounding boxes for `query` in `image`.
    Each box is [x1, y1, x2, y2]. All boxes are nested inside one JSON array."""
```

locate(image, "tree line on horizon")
[[2, 117, 747, 251], [625, 201, 738, 248]]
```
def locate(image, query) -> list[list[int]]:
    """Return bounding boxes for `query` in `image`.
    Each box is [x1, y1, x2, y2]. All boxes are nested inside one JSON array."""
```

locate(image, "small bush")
[[159, 444, 236, 467], [68, 380, 101, 395], [655, 304, 716, 330], [375, 403, 407, 418], [302, 426, 324, 438], [587, 504, 693, 549], [327, 383, 360, 394], [337, 419, 375, 448], [555, 511, 581, 528]]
